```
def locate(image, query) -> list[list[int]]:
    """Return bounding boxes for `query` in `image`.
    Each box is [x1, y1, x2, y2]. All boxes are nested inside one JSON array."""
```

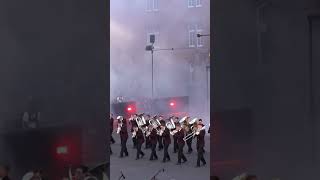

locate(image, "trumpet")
[[183, 126, 206, 141]]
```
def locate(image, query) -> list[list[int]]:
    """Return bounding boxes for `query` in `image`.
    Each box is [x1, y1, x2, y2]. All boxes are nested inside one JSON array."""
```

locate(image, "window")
[[188, 0, 201, 8], [147, 0, 159, 12], [188, 24, 203, 48], [188, 0, 195, 8], [188, 29, 196, 47], [196, 0, 202, 7], [196, 24, 203, 47]]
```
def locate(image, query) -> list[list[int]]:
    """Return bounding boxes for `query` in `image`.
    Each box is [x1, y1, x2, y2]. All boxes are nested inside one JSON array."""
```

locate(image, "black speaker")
[[150, 34, 155, 44]]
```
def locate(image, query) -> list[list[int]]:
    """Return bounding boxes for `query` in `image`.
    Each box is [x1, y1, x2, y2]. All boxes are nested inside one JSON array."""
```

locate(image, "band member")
[[110, 114, 115, 144], [118, 117, 129, 158], [195, 124, 206, 167], [144, 115, 151, 149], [173, 121, 179, 153], [175, 124, 187, 165], [0, 165, 10, 180], [157, 116, 164, 151], [185, 125, 193, 153], [148, 124, 158, 160], [133, 125, 145, 160], [161, 123, 171, 162], [129, 114, 138, 148]]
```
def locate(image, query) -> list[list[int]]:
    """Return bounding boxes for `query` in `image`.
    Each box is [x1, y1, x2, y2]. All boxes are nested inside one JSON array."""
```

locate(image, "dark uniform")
[[186, 126, 193, 153], [145, 121, 151, 149], [149, 128, 158, 160], [157, 120, 165, 151], [130, 119, 138, 148], [162, 128, 171, 162], [176, 128, 187, 164], [136, 128, 145, 159], [110, 117, 115, 144], [196, 128, 206, 167], [119, 122, 129, 157]]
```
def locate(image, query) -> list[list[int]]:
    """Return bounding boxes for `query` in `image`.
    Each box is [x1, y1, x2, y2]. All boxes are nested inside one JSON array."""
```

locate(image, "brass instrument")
[[179, 116, 190, 129], [170, 129, 178, 136], [183, 125, 206, 141], [135, 116, 145, 127], [116, 116, 123, 134], [165, 118, 178, 135]]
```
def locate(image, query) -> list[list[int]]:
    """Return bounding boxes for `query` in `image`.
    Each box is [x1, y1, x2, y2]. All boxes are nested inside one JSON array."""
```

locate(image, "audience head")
[[0, 165, 9, 177]]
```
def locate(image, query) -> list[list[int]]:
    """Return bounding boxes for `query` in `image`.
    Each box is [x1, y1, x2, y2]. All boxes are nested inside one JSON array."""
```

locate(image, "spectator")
[[211, 176, 220, 180], [0, 165, 10, 180]]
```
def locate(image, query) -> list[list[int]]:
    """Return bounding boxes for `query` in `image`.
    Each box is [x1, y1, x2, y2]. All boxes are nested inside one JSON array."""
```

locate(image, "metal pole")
[[151, 49, 154, 98]]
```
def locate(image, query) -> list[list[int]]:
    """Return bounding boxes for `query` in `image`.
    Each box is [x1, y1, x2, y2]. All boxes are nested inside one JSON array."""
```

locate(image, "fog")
[[110, 0, 210, 123]]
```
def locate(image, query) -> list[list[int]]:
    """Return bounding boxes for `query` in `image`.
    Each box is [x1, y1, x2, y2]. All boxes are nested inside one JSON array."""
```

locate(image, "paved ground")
[[110, 133, 210, 180]]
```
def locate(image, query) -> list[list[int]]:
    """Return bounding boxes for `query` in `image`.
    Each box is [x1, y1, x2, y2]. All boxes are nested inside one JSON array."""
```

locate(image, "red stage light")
[[127, 107, 132, 111], [169, 102, 175, 107]]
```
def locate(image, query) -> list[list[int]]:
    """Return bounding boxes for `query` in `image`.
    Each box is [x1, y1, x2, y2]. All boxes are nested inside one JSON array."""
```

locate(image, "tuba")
[[179, 116, 190, 130], [165, 118, 176, 130], [135, 116, 146, 127], [149, 118, 161, 134]]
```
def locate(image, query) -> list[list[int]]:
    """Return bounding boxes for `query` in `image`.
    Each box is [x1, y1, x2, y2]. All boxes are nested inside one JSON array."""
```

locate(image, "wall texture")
[[213, 0, 320, 179], [0, 0, 108, 177]]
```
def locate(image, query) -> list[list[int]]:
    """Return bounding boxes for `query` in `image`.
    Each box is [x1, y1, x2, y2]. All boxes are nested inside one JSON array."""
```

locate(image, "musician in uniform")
[[173, 121, 179, 153], [161, 122, 171, 162], [133, 125, 145, 160], [118, 117, 129, 158], [144, 115, 151, 149], [185, 125, 193, 154], [148, 124, 158, 160], [110, 114, 115, 144], [195, 123, 206, 167], [175, 123, 187, 165], [129, 114, 138, 148], [157, 116, 164, 151]]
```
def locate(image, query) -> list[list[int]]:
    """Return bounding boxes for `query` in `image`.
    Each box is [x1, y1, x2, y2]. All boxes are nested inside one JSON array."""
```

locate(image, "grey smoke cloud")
[[110, 0, 210, 124]]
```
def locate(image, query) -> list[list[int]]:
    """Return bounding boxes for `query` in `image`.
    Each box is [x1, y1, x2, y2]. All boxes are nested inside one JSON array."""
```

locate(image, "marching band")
[[110, 113, 208, 167]]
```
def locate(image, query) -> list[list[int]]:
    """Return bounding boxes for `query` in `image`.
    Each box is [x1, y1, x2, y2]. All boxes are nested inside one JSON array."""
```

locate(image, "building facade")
[[111, 0, 210, 118]]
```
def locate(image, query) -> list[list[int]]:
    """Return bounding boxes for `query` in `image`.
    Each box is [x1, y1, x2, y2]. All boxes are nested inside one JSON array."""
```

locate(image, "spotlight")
[[127, 107, 132, 112]]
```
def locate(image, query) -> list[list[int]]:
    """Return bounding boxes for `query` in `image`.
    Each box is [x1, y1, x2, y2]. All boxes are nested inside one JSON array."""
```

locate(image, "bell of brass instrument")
[[179, 116, 188, 124], [149, 118, 161, 134], [116, 116, 123, 134], [135, 116, 146, 127], [189, 118, 198, 125], [165, 118, 176, 130]]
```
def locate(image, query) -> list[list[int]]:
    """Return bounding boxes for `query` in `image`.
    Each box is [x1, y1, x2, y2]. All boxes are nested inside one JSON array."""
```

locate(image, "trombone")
[[183, 125, 206, 141]]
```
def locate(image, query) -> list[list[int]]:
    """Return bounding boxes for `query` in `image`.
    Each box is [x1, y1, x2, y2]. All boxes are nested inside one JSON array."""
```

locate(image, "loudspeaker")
[[150, 34, 155, 44]]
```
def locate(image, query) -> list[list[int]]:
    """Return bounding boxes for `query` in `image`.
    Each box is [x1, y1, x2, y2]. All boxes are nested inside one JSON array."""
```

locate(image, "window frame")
[[196, 0, 202, 7]]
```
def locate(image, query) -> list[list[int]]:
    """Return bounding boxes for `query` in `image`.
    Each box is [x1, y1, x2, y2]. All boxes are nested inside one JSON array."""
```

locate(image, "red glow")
[[127, 107, 132, 111], [169, 102, 175, 107]]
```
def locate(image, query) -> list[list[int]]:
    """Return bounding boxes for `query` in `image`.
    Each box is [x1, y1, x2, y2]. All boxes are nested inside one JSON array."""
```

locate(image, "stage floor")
[[110, 133, 210, 180]]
